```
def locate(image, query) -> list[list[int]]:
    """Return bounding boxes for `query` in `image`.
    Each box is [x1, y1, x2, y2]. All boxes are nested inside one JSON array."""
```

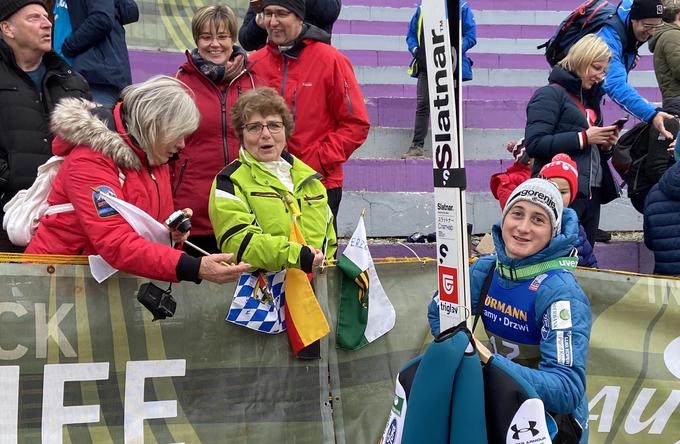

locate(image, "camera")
[[165, 210, 192, 233], [137, 282, 177, 321]]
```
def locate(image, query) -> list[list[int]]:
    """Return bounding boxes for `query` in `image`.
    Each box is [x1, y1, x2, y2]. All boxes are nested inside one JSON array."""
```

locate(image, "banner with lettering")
[[0, 262, 678, 443]]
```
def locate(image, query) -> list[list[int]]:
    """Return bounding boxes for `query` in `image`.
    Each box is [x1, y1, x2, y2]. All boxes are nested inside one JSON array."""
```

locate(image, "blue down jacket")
[[644, 160, 680, 276], [428, 209, 592, 443]]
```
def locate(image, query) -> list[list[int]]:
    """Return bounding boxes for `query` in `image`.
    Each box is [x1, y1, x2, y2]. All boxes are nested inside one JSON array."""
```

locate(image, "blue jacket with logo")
[[61, 0, 139, 91], [406, 2, 476, 81], [597, 0, 658, 123], [428, 209, 591, 443]]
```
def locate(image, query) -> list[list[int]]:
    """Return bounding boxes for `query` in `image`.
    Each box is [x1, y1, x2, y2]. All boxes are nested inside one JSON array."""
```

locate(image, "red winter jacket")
[[249, 25, 370, 189], [172, 49, 258, 235], [489, 162, 532, 209], [26, 100, 201, 283]]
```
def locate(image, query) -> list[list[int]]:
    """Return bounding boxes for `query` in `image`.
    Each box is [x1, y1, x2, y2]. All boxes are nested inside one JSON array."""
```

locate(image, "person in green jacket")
[[208, 87, 337, 274]]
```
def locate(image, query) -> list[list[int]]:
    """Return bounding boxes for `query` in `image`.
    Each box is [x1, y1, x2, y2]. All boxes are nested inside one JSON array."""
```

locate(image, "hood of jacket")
[[649, 21, 680, 52], [273, 24, 331, 58], [491, 207, 580, 269], [658, 159, 680, 198], [49, 98, 142, 170]]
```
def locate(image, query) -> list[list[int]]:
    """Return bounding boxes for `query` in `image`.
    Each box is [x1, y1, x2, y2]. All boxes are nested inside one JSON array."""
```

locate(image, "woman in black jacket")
[[525, 34, 621, 246]]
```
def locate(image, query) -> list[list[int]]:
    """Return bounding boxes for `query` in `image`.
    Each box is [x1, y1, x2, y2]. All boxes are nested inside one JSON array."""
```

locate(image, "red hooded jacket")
[[172, 49, 258, 235], [249, 25, 370, 189], [26, 100, 201, 283]]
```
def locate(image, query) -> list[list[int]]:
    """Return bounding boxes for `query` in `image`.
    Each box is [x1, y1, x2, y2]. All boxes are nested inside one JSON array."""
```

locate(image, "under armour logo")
[[511, 421, 539, 440]]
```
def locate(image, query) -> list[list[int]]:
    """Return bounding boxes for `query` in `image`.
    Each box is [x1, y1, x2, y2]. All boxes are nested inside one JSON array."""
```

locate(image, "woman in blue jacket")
[[524, 34, 620, 246], [429, 178, 592, 444]]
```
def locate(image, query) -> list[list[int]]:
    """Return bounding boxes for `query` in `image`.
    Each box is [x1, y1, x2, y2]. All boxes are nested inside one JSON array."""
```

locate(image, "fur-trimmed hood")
[[50, 98, 144, 170]]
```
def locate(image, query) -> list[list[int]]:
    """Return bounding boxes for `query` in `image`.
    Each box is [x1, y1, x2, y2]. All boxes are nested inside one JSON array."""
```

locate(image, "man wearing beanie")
[[428, 177, 592, 443], [540, 154, 599, 267], [239, 0, 341, 51], [596, 0, 676, 140], [249, 0, 370, 232], [0, 0, 90, 252]]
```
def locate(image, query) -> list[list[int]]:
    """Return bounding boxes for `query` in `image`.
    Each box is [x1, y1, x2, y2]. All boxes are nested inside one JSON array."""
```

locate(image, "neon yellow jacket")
[[208, 148, 337, 271]]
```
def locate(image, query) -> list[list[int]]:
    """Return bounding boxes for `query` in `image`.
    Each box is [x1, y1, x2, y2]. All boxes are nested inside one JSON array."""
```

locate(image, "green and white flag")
[[337, 215, 396, 350]]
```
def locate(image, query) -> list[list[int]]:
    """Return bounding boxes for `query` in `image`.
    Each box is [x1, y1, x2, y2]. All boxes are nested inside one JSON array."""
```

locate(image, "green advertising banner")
[[0, 262, 679, 443]]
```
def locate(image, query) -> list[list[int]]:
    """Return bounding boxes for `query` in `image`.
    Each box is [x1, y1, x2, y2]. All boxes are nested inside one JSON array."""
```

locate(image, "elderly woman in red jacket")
[[26, 76, 249, 284], [173, 5, 258, 254]]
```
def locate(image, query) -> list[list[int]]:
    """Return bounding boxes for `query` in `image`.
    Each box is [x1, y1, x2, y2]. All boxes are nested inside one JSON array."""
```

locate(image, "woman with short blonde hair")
[[173, 4, 259, 255], [524, 33, 622, 246], [559, 33, 611, 78]]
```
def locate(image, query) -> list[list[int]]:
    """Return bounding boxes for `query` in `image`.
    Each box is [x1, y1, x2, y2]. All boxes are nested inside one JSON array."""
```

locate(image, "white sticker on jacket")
[[556, 331, 573, 366], [550, 300, 572, 330]]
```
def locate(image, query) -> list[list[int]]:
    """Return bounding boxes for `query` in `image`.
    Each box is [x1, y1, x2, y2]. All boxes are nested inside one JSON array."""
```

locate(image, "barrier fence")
[[0, 261, 678, 443]]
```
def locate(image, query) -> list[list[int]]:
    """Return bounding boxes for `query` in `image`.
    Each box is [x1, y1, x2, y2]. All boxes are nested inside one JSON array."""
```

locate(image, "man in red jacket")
[[248, 0, 370, 229]]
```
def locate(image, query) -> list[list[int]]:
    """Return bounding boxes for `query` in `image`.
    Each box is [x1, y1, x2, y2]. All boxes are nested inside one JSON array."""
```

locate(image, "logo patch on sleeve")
[[541, 312, 551, 340], [92, 186, 118, 218], [529, 273, 548, 291], [556, 331, 573, 366], [550, 300, 572, 330]]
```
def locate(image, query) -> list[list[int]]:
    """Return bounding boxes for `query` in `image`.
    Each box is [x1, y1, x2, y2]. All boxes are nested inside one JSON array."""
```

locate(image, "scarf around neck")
[[191, 48, 245, 84]]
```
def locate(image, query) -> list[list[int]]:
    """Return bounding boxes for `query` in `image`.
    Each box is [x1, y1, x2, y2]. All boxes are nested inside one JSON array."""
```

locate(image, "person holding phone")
[[525, 34, 622, 246]]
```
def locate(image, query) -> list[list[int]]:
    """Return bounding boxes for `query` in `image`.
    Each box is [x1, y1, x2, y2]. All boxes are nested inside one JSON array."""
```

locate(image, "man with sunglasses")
[[597, 0, 676, 140], [248, 0, 370, 230]]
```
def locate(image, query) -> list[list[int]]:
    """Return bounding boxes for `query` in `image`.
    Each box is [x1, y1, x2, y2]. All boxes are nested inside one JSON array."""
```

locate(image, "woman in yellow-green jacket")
[[208, 87, 337, 273]]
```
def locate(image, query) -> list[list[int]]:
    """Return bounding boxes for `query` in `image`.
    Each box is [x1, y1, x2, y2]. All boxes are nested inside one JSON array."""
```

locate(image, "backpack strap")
[[472, 263, 496, 333]]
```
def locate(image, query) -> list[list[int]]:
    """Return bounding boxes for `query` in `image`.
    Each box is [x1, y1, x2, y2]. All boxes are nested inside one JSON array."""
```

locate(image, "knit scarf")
[[191, 48, 245, 84]]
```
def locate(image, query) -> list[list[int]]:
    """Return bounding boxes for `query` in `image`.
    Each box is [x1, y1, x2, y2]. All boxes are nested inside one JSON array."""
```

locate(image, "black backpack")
[[611, 121, 652, 195], [538, 0, 626, 66]]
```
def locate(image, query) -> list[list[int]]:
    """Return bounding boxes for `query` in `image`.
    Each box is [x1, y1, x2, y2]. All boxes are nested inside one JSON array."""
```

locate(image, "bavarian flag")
[[285, 219, 330, 356], [337, 215, 396, 350]]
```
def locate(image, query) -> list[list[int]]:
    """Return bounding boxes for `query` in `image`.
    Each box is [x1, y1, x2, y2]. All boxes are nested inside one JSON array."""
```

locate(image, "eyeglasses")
[[198, 33, 232, 43], [639, 22, 662, 31], [242, 121, 285, 135], [262, 9, 292, 20]]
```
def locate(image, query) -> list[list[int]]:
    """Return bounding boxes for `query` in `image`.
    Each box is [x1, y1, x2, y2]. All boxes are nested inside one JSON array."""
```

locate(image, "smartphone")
[[612, 116, 629, 129]]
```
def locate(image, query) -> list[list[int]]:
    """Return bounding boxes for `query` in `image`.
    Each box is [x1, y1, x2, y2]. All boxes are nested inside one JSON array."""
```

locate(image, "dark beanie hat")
[[261, 0, 305, 20], [630, 0, 664, 20], [0, 0, 46, 21]]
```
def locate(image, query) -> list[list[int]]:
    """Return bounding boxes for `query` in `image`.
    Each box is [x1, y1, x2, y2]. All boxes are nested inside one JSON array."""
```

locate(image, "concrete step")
[[367, 95, 637, 129], [338, 190, 642, 237], [354, 127, 524, 160], [335, 239, 654, 274]]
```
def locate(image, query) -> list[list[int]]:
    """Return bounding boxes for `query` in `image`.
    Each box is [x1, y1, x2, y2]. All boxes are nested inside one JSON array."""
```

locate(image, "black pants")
[[183, 234, 219, 257], [326, 187, 342, 237], [570, 187, 603, 246]]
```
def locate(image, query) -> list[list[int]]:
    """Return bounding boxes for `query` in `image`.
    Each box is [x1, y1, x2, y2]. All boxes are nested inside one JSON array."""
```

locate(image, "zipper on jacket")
[[251, 191, 289, 213], [280, 58, 289, 98], [219, 92, 229, 164], [578, 89, 594, 200], [149, 169, 161, 219], [303, 194, 324, 202], [344, 80, 353, 114], [172, 159, 189, 195], [291, 88, 297, 121], [251, 191, 282, 198]]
